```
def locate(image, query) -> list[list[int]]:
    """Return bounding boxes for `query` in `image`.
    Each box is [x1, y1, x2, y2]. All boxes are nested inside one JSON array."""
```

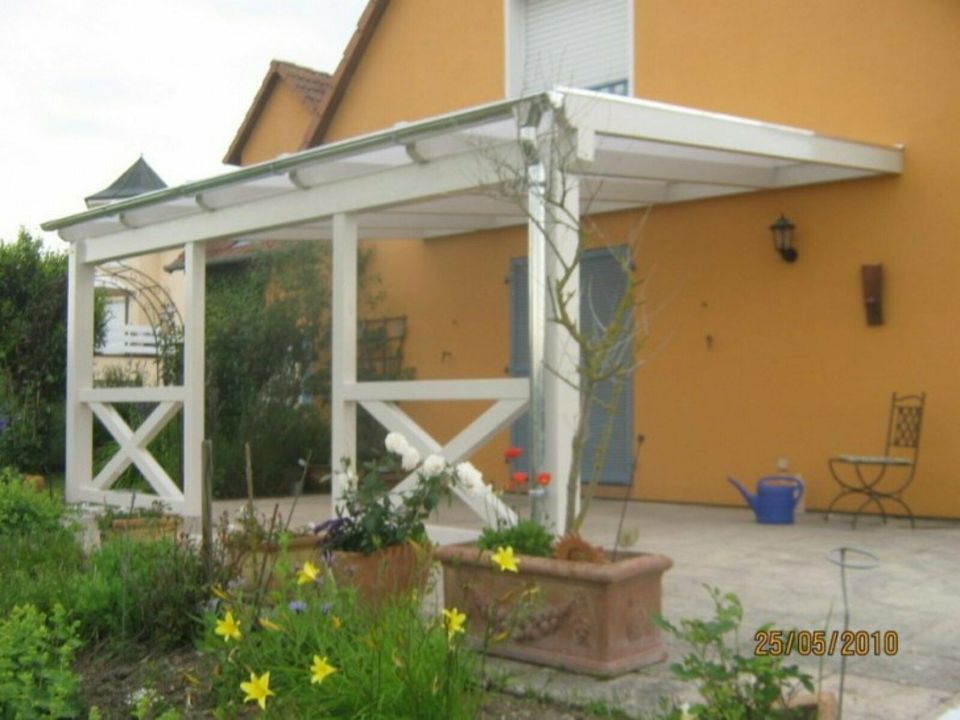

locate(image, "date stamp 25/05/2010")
[[754, 629, 899, 657]]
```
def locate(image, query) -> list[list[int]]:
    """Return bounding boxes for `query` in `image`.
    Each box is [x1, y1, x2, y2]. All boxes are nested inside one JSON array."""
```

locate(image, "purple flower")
[[288, 600, 307, 614], [319, 602, 333, 615]]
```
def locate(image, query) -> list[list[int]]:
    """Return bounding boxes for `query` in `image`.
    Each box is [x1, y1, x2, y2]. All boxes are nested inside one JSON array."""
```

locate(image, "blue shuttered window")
[[509, 248, 634, 485]]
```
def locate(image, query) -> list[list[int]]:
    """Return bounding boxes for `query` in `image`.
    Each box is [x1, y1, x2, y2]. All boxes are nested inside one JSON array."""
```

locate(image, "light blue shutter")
[[579, 248, 633, 485], [509, 249, 633, 484]]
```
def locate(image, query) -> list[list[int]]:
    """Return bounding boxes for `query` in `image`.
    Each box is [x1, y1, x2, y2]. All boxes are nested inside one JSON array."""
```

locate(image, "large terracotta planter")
[[104, 516, 180, 544], [329, 542, 432, 605], [436, 544, 673, 676]]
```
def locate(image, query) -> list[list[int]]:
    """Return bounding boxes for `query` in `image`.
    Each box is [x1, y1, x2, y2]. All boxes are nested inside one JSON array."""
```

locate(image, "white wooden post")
[[544, 170, 580, 532], [65, 242, 95, 503], [182, 242, 206, 517], [331, 213, 358, 510]]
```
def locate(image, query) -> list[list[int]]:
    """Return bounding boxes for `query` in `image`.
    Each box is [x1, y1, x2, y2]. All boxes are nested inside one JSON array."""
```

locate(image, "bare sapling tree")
[[481, 101, 651, 535]]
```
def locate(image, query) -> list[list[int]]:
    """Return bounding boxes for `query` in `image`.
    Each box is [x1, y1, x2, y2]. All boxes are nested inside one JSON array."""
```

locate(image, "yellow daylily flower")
[[240, 671, 274, 710], [331, 615, 342, 630], [214, 610, 242, 642], [442, 607, 467, 641], [297, 561, 320, 585], [491, 546, 519, 573], [259, 617, 283, 632], [310, 655, 338, 685]]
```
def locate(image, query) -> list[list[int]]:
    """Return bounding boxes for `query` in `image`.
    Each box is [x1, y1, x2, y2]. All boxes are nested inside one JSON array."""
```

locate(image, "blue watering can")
[[728, 475, 804, 524]]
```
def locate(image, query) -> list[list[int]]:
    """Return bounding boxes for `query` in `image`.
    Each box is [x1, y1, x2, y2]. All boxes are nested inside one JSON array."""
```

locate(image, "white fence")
[[99, 324, 158, 356]]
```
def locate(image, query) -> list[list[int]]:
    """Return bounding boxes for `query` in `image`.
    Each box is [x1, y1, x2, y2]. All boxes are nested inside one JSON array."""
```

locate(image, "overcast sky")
[[1, 0, 369, 248]]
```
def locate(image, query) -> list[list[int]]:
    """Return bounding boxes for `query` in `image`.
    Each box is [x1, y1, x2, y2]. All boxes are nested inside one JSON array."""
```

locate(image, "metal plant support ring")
[[826, 546, 879, 720]]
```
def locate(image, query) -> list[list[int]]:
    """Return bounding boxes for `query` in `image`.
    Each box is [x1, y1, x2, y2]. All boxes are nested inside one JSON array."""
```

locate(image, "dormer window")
[[505, 0, 632, 97]]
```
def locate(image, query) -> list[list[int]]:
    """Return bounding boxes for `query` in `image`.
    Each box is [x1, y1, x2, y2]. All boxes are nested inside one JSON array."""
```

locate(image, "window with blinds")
[[508, 0, 631, 96]]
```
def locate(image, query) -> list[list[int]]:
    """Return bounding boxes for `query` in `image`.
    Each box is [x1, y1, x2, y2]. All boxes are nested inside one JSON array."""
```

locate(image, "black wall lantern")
[[770, 214, 797, 263]]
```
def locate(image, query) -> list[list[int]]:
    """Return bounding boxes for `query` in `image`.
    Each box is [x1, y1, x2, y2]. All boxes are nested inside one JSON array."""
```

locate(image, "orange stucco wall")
[[241, 80, 315, 166], [323, 0, 504, 142], [308, 1, 960, 517]]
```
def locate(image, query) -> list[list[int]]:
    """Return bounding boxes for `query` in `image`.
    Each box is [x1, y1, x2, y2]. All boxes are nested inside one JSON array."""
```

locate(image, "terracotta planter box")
[[329, 542, 433, 605], [104, 516, 180, 543], [436, 544, 673, 676]]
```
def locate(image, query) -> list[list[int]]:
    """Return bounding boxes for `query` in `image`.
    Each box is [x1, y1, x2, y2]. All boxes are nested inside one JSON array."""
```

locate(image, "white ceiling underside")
[[45, 89, 902, 260]]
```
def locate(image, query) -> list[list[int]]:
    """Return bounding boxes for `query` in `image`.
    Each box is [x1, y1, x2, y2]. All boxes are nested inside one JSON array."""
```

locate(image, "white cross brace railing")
[[343, 379, 527, 526]]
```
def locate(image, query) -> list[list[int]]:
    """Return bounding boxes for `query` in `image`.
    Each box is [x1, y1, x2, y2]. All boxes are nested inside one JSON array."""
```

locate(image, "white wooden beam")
[[80, 146, 523, 263], [182, 241, 206, 516], [562, 90, 903, 173], [359, 399, 522, 526], [331, 213, 358, 510], [358, 400, 441, 456], [65, 244, 95, 505], [79, 386, 186, 403], [544, 170, 580, 533], [89, 401, 183, 498], [344, 378, 528, 402]]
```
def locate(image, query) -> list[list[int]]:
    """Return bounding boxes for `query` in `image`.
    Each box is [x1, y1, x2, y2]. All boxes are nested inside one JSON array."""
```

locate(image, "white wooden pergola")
[[44, 89, 902, 529]]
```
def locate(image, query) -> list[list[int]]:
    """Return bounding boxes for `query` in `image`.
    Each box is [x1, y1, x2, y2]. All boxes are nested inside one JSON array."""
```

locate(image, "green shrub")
[[0, 229, 104, 472], [72, 538, 207, 650], [655, 587, 814, 719], [477, 518, 555, 558], [0, 604, 82, 718], [0, 529, 85, 617], [202, 570, 480, 718], [0, 467, 67, 534]]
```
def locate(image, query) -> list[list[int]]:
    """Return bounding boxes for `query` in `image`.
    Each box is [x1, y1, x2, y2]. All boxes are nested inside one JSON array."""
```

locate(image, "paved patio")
[[213, 493, 960, 719]]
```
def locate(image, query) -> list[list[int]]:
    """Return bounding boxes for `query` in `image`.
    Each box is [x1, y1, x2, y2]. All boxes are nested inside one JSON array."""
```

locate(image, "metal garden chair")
[[825, 392, 925, 528]]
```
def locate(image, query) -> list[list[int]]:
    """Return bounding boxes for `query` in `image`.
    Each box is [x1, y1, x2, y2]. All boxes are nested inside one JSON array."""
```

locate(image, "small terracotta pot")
[[786, 692, 838, 720], [232, 534, 320, 592], [106, 516, 180, 543], [436, 544, 672, 677], [329, 542, 433, 605]]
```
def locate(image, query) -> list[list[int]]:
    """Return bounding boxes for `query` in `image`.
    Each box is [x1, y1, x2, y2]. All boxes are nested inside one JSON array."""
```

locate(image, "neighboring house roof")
[[304, 0, 390, 147], [170, 0, 387, 271], [85, 156, 167, 207], [223, 60, 333, 165]]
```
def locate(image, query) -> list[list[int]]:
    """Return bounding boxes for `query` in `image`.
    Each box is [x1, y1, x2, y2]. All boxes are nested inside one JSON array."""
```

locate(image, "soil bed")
[[77, 645, 633, 719]]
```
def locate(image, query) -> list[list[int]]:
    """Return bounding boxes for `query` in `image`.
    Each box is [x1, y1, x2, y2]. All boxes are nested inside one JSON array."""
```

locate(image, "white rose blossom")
[[422, 454, 446, 477], [401, 446, 422, 471], [344, 466, 358, 490], [456, 461, 487, 495], [384, 431, 409, 455]]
